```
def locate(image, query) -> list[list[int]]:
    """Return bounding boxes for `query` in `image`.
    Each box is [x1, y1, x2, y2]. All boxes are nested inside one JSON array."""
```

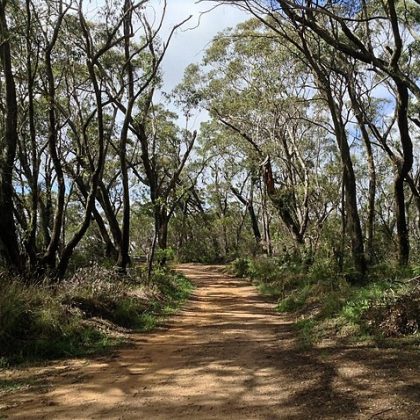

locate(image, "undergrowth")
[[0, 264, 193, 366], [231, 256, 420, 348]]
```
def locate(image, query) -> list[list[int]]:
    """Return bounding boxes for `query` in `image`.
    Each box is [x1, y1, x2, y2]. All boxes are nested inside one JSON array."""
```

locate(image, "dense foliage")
[[0, 0, 419, 278], [0, 265, 192, 365], [171, 1, 420, 275], [1, 0, 420, 360], [230, 257, 420, 346], [0, 0, 197, 278]]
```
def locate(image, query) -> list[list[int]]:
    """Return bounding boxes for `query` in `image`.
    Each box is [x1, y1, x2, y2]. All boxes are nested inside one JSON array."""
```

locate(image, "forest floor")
[[1, 264, 420, 419]]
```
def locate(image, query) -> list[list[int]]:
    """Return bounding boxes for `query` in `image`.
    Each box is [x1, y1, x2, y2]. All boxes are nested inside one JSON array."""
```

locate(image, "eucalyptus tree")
[[230, 175, 262, 252], [179, 20, 339, 261], [209, 0, 420, 266], [0, 0, 72, 273], [0, 0, 192, 277], [90, 1, 195, 271], [128, 105, 197, 269], [195, 120, 264, 254], [0, 0, 21, 271]]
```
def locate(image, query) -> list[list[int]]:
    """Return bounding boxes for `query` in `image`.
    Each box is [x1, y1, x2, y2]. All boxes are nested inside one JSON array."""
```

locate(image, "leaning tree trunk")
[[262, 156, 305, 245], [394, 83, 413, 266], [155, 205, 169, 265], [230, 185, 262, 250], [72, 174, 118, 259], [98, 182, 123, 254], [116, 0, 134, 272], [41, 8, 67, 270], [0, 3, 22, 272], [23, 0, 40, 270], [291, 29, 367, 278], [55, 7, 107, 279], [329, 98, 367, 278], [347, 77, 376, 263], [260, 182, 273, 256]]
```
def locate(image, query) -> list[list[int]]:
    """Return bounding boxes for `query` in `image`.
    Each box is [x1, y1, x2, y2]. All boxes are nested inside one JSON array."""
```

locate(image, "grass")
[[295, 318, 317, 349], [276, 284, 313, 312], [0, 265, 193, 366], [231, 256, 420, 348], [0, 377, 42, 394], [294, 277, 420, 348], [134, 272, 193, 332]]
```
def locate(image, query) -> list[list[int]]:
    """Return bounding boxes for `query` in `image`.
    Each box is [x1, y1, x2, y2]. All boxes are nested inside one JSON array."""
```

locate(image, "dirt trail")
[[1, 264, 420, 419]]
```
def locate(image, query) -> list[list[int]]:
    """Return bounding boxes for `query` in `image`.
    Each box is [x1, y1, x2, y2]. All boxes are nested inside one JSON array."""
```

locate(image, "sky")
[[148, 0, 249, 92], [84, 1, 249, 91], [83, 0, 249, 128]]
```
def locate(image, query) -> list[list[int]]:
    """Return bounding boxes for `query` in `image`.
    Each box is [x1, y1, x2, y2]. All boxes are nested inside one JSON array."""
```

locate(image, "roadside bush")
[[155, 247, 176, 265], [154, 269, 192, 298], [0, 264, 193, 365], [231, 257, 250, 278], [231, 256, 307, 302], [231, 256, 290, 282], [284, 271, 419, 346], [247, 256, 282, 282], [363, 285, 420, 337], [61, 264, 143, 327], [234, 256, 420, 347], [307, 257, 338, 282], [277, 285, 313, 312], [0, 278, 109, 364]]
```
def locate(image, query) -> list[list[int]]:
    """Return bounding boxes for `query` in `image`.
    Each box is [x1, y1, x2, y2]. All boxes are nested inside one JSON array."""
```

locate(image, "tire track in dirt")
[[1, 264, 419, 419]]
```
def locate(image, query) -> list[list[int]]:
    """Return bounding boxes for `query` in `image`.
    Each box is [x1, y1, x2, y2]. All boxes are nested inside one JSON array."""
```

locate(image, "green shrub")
[[295, 318, 317, 349], [277, 284, 312, 312], [412, 265, 420, 277], [247, 256, 282, 282], [154, 269, 193, 302], [0, 264, 193, 365], [338, 281, 389, 323], [155, 247, 176, 265], [307, 257, 337, 282], [235, 255, 420, 347], [361, 284, 420, 337], [231, 257, 250, 278], [231, 256, 308, 301], [0, 279, 112, 364]]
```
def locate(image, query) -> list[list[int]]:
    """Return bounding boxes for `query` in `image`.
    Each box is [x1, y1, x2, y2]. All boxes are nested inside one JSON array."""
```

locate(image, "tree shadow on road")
[[2, 265, 420, 419]]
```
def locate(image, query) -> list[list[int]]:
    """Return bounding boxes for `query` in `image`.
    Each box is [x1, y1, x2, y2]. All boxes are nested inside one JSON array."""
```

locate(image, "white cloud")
[[149, 0, 249, 92], [84, 1, 248, 91], [86, 1, 248, 128]]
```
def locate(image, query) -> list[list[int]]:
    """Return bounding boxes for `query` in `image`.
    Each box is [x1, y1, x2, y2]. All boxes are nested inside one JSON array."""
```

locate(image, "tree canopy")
[[0, 0, 419, 282]]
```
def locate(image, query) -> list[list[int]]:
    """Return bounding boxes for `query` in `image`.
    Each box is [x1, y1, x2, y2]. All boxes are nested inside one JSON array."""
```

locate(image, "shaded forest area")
[[1, 0, 420, 364]]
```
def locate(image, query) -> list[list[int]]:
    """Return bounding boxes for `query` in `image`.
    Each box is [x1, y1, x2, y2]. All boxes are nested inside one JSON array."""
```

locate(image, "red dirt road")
[[1, 264, 420, 419]]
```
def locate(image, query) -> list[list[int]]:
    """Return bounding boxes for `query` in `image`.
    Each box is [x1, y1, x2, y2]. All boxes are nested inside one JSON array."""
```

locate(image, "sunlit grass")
[[0, 267, 193, 366], [231, 256, 420, 348]]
